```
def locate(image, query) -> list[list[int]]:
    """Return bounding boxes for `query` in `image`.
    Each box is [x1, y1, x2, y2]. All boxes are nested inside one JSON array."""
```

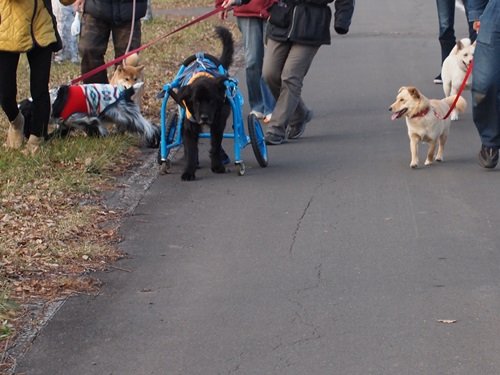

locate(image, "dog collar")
[[411, 107, 430, 118]]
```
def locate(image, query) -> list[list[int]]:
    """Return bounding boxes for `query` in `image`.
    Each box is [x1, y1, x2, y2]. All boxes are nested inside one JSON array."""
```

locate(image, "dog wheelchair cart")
[[157, 53, 268, 176]]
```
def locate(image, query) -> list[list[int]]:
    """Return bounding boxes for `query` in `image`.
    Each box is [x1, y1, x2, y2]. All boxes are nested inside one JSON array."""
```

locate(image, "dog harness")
[[179, 53, 226, 86], [182, 71, 215, 121], [59, 84, 125, 120]]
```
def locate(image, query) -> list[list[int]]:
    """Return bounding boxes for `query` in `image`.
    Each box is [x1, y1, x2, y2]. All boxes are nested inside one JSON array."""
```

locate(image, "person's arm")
[[467, 0, 488, 24], [334, 0, 355, 34], [217, 0, 250, 19]]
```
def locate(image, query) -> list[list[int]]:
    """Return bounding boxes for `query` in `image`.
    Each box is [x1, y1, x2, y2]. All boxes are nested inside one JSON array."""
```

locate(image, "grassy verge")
[[0, 9, 239, 372]]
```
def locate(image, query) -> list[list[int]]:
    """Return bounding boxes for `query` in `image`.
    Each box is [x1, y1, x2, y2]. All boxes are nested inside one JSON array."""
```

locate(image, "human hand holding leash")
[[73, 0, 84, 12], [219, 0, 235, 20]]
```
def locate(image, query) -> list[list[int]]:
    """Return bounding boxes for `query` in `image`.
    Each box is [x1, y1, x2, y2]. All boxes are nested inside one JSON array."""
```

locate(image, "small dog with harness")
[[168, 26, 234, 181]]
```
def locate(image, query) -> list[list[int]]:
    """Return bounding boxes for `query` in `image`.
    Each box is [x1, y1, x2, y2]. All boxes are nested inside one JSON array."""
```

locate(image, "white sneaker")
[[249, 110, 265, 119]]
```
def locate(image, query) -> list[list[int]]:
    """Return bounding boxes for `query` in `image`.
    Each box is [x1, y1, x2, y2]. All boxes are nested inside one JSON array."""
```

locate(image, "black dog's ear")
[[168, 87, 182, 106], [172, 86, 196, 116], [170, 86, 192, 106], [214, 76, 228, 99]]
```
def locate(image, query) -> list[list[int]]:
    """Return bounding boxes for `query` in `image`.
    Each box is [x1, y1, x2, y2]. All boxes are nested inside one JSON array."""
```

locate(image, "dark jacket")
[[267, 0, 355, 46], [84, 0, 147, 25]]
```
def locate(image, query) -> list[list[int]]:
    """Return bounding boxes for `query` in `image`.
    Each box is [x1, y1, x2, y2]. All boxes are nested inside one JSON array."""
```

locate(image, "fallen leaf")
[[437, 319, 457, 324]]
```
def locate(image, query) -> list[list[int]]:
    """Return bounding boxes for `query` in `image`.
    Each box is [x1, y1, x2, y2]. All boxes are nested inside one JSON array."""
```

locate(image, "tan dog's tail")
[[124, 53, 140, 67], [444, 95, 467, 114]]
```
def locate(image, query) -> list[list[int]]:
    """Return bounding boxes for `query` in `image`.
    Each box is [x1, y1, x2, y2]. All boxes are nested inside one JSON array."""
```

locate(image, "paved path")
[[16, 1, 500, 374]]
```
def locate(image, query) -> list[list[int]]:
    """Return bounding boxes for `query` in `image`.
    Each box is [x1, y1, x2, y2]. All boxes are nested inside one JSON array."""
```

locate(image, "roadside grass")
[[0, 9, 239, 372], [153, 0, 210, 10]]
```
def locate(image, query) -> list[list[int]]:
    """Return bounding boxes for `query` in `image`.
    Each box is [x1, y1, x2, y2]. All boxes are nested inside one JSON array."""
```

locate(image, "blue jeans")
[[471, 0, 500, 148], [436, 0, 477, 63], [236, 17, 275, 115]]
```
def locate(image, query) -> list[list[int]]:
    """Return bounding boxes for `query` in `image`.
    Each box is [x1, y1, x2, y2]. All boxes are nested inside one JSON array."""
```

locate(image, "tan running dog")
[[389, 86, 467, 168]]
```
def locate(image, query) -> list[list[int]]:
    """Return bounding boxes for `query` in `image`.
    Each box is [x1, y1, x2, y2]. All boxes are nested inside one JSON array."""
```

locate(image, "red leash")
[[70, 7, 228, 85], [441, 60, 474, 120]]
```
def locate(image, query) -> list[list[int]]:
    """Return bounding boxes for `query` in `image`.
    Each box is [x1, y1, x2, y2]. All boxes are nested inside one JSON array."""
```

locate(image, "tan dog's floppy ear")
[[136, 65, 145, 74], [407, 87, 421, 99]]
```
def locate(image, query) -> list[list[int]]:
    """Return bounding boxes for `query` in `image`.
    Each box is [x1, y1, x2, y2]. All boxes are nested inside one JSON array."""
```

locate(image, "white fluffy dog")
[[441, 38, 475, 120]]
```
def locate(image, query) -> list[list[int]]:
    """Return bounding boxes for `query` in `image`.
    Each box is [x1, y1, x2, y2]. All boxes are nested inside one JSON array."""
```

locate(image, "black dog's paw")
[[211, 164, 227, 174], [181, 171, 196, 181]]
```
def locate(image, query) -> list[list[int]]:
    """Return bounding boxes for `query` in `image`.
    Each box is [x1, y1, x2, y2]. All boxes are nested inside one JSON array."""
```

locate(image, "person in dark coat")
[[73, 0, 147, 83], [263, 0, 355, 144]]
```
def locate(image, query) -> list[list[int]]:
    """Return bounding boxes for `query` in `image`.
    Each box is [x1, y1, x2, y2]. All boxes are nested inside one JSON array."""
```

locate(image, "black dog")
[[170, 26, 234, 181]]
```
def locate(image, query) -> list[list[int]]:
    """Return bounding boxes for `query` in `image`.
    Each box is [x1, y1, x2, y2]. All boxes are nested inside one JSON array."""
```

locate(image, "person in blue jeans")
[[434, 0, 477, 84], [468, 0, 500, 168], [218, 0, 275, 120]]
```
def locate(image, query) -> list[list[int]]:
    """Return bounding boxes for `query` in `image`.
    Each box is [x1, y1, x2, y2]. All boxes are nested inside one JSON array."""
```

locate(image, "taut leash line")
[[70, 7, 228, 85]]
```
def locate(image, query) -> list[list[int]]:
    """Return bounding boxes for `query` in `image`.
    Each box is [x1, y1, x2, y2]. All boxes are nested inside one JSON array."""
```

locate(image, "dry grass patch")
[[153, 0, 210, 10]]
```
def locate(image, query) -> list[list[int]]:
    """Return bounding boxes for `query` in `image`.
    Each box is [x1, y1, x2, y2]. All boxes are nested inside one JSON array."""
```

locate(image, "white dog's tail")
[[444, 95, 467, 114]]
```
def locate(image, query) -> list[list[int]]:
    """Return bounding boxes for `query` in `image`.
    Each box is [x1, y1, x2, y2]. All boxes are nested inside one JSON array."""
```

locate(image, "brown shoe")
[[23, 135, 42, 155], [4, 112, 25, 149]]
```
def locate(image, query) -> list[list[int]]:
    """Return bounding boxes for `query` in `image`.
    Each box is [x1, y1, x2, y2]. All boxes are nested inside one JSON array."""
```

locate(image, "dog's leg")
[[209, 127, 226, 174], [409, 134, 419, 168], [425, 141, 437, 166], [181, 125, 199, 181], [436, 133, 448, 162]]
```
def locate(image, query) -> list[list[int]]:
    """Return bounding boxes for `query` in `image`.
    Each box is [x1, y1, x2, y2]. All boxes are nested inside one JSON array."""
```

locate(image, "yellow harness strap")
[[183, 72, 214, 121]]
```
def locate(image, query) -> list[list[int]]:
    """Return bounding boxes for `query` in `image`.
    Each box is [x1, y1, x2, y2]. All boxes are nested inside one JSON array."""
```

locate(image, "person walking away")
[[468, 0, 500, 168], [0, 0, 76, 154], [52, 0, 80, 63], [262, 0, 355, 145], [218, 0, 275, 121], [434, 0, 477, 84], [73, 0, 147, 84]]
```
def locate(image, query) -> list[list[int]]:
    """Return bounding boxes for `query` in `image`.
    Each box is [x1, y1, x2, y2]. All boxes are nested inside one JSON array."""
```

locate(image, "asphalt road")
[[16, 1, 500, 374]]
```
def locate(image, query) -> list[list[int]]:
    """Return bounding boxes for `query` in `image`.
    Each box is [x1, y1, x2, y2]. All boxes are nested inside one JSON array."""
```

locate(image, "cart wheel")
[[236, 162, 246, 176], [159, 161, 169, 175], [247, 113, 268, 167], [158, 112, 179, 165]]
